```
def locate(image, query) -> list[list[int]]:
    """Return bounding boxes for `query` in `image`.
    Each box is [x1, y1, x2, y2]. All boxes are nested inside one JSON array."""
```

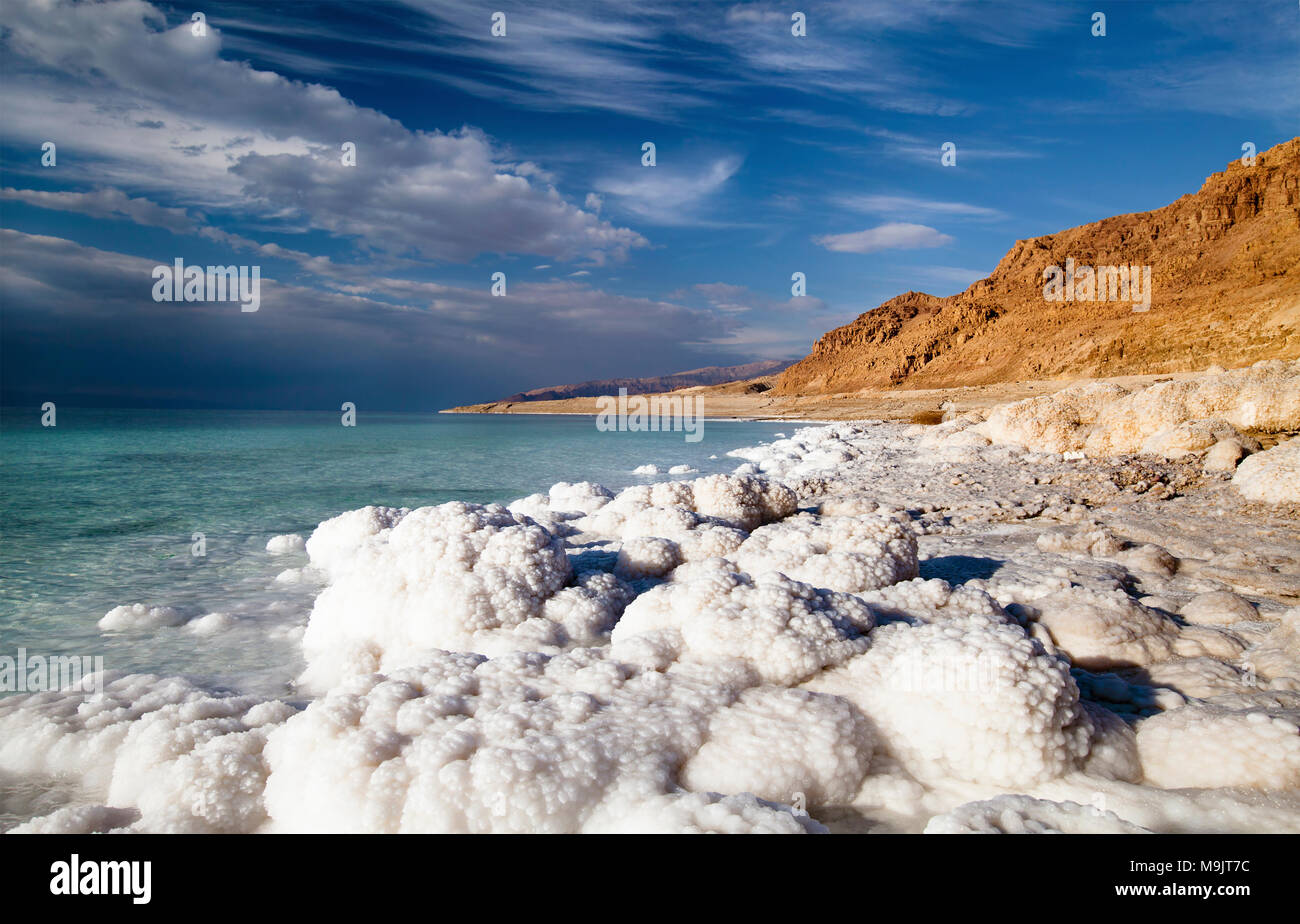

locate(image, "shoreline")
[[439, 408, 835, 424], [440, 368, 1232, 424]]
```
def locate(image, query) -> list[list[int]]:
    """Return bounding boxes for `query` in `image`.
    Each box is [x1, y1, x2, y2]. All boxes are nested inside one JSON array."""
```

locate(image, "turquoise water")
[[0, 408, 786, 695]]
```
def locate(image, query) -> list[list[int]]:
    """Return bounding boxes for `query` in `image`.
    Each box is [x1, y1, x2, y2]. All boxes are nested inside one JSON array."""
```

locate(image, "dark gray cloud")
[[0, 230, 741, 408]]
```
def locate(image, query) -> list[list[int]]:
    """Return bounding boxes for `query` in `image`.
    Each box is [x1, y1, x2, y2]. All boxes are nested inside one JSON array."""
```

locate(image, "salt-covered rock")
[[977, 382, 1129, 453], [1203, 438, 1248, 472], [730, 512, 918, 594], [299, 502, 632, 687], [924, 795, 1150, 834], [1233, 438, 1300, 504], [1180, 591, 1258, 626], [1136, 695, 1300, 790], [98, 604, 185, 631], [804, 615, 1100, 787], [1139, 418, 1257, 460], [612, 559, 874, 685], [262, 648, 829, 833], [266, 533, 306, 554], [1086, 363, 1300, 456], [0, 673, 296, 833]]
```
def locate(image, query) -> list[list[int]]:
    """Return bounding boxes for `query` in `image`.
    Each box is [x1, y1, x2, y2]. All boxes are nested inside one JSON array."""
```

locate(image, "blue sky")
[[1, 0, 1296, 409]]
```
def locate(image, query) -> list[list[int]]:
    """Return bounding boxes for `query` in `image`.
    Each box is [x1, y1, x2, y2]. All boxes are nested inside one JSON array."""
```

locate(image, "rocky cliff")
[[777, 137, 1300, 395]]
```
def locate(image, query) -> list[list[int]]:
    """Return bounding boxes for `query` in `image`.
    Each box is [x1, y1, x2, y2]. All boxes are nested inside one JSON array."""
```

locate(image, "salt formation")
[[0, 673, 295, 833], [571, 473, 797, 563], [1084, 361, 1300, 456], [266, 533, 306, 554], [853, 577, 1009, 626], [728, 426, 875, 480], [729, 512, 919, 594], [804, 612, 1105, 788], [261, 648, 826, 833], [1203, 437, 1250, 473], [596, 503, 747, 563], [1135, 693, 1300, 790], [614, 535, 681, 579], [186, 611, 239, 635], [10, 804, 142, 835], [304, 504, 408, 577], [680, 687, 872, 807], [579, 473, 797, 534], [299, 501, 632, 688], [611, 559, 874, 685], [950, 361, 1300, 462], [978, 382, 1128, 454], [1243, 608, 1300, 691], [1027, 585, 1244, 671], [1139, 419, 1259, 460], [98, 603, 184, 631], [1233, 437, 1300, 504], [1179, 590, 1258, 625], [508, 481, 612, 534], [923, 795, 1151, 834]]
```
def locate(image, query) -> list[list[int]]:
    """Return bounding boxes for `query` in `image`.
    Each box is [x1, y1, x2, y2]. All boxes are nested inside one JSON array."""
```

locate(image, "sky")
[[1, 0, 1296, 410]]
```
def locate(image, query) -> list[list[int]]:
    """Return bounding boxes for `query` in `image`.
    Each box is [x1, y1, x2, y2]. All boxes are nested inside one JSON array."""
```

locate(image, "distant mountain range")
[[499, 359, 797, 402]]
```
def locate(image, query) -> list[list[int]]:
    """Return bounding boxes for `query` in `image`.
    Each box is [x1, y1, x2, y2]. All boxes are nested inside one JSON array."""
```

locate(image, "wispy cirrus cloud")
[[1094, 2, 1300, 120], [835, 194, 1005, 221], [677, 282, 826, 315], [218, 0, 1074, 121], [595, 156, 743, 225]]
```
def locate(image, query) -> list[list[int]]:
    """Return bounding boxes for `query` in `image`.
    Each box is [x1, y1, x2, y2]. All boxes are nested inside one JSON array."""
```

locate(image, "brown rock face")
[[776, 138, 1300, 396]]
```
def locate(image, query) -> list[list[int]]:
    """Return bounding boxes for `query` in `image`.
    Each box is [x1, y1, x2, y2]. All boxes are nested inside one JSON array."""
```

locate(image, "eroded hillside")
[[777, 138, 1300, 395]]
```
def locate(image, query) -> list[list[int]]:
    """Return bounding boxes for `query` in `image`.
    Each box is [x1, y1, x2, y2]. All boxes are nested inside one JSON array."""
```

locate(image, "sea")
[[0, 408, 788, 698]]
